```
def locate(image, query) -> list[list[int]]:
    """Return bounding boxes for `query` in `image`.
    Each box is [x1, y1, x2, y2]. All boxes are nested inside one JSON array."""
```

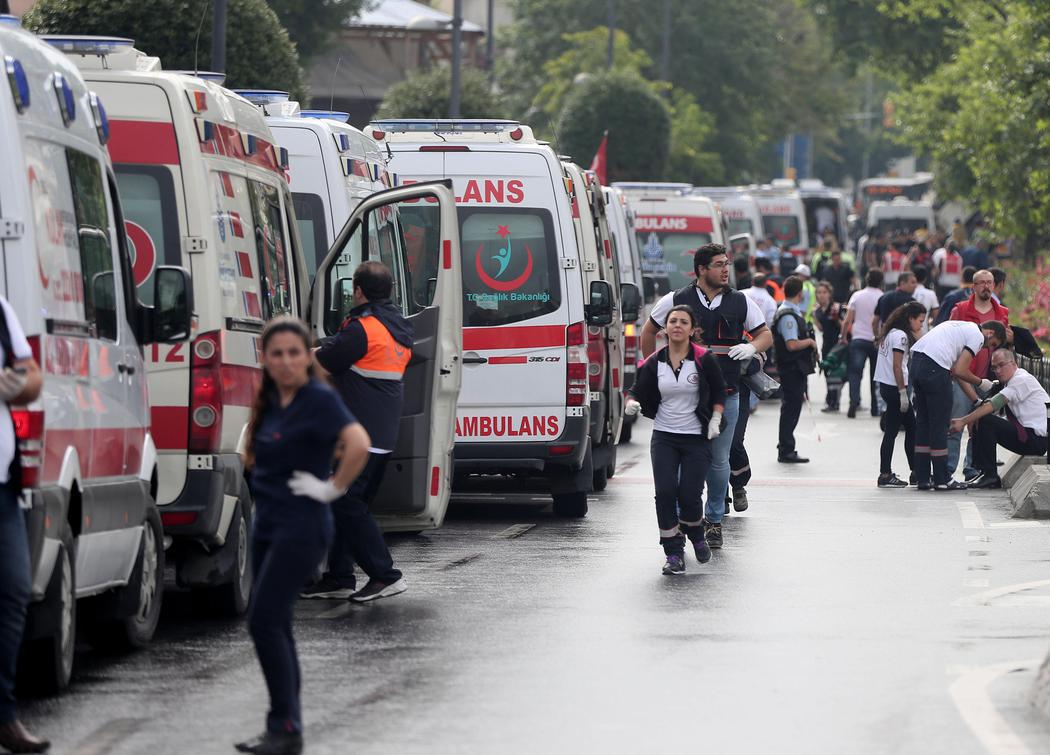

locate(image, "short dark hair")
[[831, 248, 842, 255], [961, 266, 977, 284], [989, 266, 1006, 286], [667, 304, 697, 328], [898, 271, 916, 286], [980, 320, 1007, 343], [912, 263, 928, 283], [353, 261, 394, 301], [783, 275, 803, 299], [753, 273, 768, 287], [692, 243, 728, 278], [866, 269, 884, 288]]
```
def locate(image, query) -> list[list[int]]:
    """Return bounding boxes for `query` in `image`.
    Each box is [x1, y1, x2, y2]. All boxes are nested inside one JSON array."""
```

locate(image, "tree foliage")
[[25, 0, 307, 100], [265, 0, 368, 61], [376, 65, 506, 120], [557, 71, 671, 183]]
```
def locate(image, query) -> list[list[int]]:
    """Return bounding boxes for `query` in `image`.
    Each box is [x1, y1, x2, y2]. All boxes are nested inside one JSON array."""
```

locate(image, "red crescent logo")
[[474, 243, 534, 291], [125, 221, 157, 288]]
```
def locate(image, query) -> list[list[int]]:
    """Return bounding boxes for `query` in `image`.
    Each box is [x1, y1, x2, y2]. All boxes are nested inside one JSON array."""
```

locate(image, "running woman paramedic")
[[238, 318, 370, 755], [626, 305, 726, 575], [640, 244, 773, 550], [874, 302, 926, 488]]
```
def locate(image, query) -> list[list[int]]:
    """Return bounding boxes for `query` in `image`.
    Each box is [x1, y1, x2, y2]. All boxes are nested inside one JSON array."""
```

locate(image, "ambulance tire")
[[202, 497, 254, 618], [19, 523, 76, 694], [84, 507, 164, 651], [552, 492, 588, 518], [592, 465, 608, 492], [619, 421, 633, 444]]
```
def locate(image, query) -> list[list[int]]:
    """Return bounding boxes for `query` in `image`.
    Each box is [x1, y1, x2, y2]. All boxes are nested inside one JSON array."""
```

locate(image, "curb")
[[1001, 453, 1050, 519], [1031, 651, 1050, 719]]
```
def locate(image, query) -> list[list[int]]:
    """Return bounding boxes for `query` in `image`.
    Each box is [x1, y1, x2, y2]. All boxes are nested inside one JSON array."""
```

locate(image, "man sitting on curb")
[[950, 349, 1050, 489]]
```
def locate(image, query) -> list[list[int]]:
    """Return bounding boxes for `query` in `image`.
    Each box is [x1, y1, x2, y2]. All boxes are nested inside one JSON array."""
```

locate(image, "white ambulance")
[[2, 22, 193, 691], [750, 182, 810, 262], [365, 119, 618, 517], [693, 186, 763, 261], [867, 197, 937, 236], [797, 178, 850, 249], [614, 182, 727, 297], [235, 92, 390, 280], [48, 36, 310, 615]]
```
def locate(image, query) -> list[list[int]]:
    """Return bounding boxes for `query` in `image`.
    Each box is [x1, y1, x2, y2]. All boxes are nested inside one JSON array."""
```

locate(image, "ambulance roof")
[[241, 92, 383, 162], [612, 182, 693, 197], [367, 119, 537, 146]]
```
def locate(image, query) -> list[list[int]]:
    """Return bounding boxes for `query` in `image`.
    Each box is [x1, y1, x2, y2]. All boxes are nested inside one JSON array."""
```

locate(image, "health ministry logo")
[[475, 223, 533, 291]]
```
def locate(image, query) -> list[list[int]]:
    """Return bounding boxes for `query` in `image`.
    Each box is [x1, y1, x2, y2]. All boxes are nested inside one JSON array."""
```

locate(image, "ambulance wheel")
[[20, 522, 76, 694], [619, 421, 633, 444], [206, 499, 253, 617], [552, 491, 588, 518], [592, 465, 608, 492]]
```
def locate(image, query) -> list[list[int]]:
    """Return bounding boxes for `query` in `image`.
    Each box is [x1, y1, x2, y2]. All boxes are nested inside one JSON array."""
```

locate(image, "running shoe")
[[235, 731, 303, 754], [300, 576, 355, 600], [662, 553, 686, 575], [820, 406, 839, 413], [969, 474, 1002, 489], [703, 520, 723, 549], [847, 404, 858, 418], [732, 487, 749, 512], [877, 473, 908, 488], [933, 480, 968, 491], [691, 537, 712, 564], [965, 470, 984, 484], [349, 577, 407, 603]]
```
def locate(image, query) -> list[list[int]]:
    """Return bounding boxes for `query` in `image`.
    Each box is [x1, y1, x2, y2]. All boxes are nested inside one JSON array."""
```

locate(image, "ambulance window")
[[761, 215, 801, 248], [726, 218, 753, 237], [67, 149, 118, 341], [248, 180, 294, 319], [369, 205, 407, 312], [398, 205, 442, 310], [292, 192, 328, 281], [114, 166, 180, 305], [636, 227, 714, 293], [460, 208, 560, 327]]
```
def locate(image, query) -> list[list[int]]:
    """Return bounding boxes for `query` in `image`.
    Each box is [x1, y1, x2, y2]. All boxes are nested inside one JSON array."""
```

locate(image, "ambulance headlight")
[[88, 92, 110, 145], [52, 73, 75, 126], [4, 56, 29, 114]]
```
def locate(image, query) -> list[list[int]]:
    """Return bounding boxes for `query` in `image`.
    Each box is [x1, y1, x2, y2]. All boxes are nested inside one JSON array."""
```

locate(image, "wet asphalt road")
[[20, 386, 1050, 754]]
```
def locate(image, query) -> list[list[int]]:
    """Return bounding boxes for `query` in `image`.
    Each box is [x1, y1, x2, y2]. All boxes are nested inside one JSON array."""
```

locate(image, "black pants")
[[0, 484, 29, 724], [730, 383, 751, 491], [650, 431, 710, 554], [911, 352, 953, 485], [878, 382, 915, 475], [972, 416, 1047, 476], [778, 368, 807, 455], [327, 453, 402, 586], [249, 518, 330, 735]]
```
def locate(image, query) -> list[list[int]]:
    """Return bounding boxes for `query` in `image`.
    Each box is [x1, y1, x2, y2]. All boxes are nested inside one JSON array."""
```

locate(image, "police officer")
[[641, 244, 773, 549], [773, 276, 817, 463]]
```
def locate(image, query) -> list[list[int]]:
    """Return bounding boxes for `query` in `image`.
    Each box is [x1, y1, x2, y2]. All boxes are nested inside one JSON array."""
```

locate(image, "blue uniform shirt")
[[777, 301, 803, 341], [249, 379, 356, 538]]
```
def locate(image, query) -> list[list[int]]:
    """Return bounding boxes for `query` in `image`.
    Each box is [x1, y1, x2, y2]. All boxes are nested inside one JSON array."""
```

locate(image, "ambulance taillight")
[[189, 331, 223, 454], [586, 326, 606, 390], [11, 408, 43, 489], [566, 322, 588, 407]]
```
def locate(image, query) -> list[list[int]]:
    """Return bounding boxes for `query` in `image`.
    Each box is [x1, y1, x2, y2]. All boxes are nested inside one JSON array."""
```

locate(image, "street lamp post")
[[450, 0, 462, 118], [211, 0, 228, 74]]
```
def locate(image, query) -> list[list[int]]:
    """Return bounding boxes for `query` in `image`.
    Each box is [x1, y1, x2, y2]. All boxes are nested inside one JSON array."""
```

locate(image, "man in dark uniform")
[[773, 276, 817, 462]]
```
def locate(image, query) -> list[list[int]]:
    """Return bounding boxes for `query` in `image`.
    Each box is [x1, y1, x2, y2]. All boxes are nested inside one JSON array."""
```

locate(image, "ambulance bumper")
[[453, 414, 590, 474], [159, 453, 243, 545]]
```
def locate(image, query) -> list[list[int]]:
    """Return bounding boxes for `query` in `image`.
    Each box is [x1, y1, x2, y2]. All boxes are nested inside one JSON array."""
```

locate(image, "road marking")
[[495, 523, 536, 539], [441, 552, 483, 570], [70, 718, 146, 755], [949, 659, 1039, 755], [989, 520, 1050, 528], [958, 502, 985, 529], [954, 579, 1050, 607]]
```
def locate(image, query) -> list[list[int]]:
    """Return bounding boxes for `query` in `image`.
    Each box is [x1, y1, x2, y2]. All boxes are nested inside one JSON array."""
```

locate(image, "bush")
[[376, 65, 505, 120], [557, 71, 670, 182], [25, 0, 307, 101]]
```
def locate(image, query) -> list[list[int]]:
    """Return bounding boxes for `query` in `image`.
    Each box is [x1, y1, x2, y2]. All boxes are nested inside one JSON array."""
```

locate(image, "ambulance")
[[750, 182, 810, 261], [47, 36, 310, 615], [614, 182, 728, 297], [561, 162, 628, 489], [2, 21, 192, 691], [867, 197, 937, 236], [693, 186, 764, 261], [365, 119, 616, 517], [235, 91, 390, 280], [797, 178, 850, 249]]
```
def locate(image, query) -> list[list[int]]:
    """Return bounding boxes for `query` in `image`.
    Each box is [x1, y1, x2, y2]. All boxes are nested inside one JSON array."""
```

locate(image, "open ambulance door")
[[309, 180, 463, 532]]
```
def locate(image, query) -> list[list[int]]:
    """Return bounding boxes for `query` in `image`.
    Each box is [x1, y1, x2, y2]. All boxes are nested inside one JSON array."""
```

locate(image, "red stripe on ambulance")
[[463, 325, 565, 351]]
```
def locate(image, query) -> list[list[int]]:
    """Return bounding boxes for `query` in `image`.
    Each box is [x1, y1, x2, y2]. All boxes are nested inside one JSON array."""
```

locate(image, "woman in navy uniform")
[[236, 318, 370, 755]]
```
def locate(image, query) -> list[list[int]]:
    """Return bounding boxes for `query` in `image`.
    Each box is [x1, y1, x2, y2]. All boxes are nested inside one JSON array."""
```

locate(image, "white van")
[[751, 183, 810, 261], [2, 22, 192, 691], [867, 197, 937, 236], [236, 92, 390, 280], [797, 178, 849, 249], [49, 37, 311, 614], [365, 119, 618, 517], [693, 187, 764, 263]]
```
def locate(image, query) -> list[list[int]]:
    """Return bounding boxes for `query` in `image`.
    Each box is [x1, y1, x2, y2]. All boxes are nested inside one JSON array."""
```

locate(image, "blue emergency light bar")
[[42, 35, 135, 56], [371, 119, 520, 133], [233, 90, 289, 106], [302, 110, 349, 122], [0, 14, 21, 27], [612, 182, 694, 194], [172, 70, 227, 85]]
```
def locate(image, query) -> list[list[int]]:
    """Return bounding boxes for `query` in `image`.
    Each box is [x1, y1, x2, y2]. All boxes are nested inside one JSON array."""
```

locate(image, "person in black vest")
[[773, 276, 818, 462], [641, 244, 773, 550]]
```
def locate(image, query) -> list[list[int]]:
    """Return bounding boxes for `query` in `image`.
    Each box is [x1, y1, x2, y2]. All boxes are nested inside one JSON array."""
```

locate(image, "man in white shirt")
[[840, 269, 885, 418], [910, 319, 1007, 489], [743, 274, 778, 327], [911, 264, 940, 332], [950, 349, 1049, 488]]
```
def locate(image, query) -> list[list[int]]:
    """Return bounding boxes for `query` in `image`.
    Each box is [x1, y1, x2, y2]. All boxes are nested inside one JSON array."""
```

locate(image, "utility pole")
[[860, 69, 874, 180], [486, 0, 495, 85], [606, 0, 617, 69], [450, 0, 462, 118], [660, 0, 672, 81], [211, 0, 228, 74]]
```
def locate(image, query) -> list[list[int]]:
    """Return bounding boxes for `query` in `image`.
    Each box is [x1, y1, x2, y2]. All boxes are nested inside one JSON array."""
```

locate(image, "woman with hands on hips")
[[236, 317, 370, 755], [625, 305, 727, 576]]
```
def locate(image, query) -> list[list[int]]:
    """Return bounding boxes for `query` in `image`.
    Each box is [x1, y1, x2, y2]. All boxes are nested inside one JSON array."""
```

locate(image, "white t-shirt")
[[650, 287, 767, 332], [654, 358, 704, 435], [999, 368, 1050, 436], [913, 284, 939, 333], [875, 328, 909, 386], [846, 287, 883, 341], [0, 297, 32, 484], [911, 320, 985, 370], [743, 285, 778, 327]]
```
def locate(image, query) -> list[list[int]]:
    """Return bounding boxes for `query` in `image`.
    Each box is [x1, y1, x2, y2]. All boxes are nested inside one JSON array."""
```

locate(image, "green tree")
[[376, 65, 505, 120], [557, 71, 671, 182], [25, 0, 307, 100], [265, 0, 368, 61], [662, 88, 724, 185]]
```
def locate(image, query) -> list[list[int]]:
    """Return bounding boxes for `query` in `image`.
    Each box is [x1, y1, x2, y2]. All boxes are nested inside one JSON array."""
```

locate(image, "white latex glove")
[[288, 471, 346, 503], [978, 378, 995, 393], [624, 399, 641, 416], [707, 411, 722, 441], [898, 389, 910, 413], [0, 369, 27, 402], [727, 343, 757, 361]]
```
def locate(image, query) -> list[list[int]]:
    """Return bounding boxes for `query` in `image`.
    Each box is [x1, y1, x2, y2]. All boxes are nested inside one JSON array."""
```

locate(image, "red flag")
[[589, 130, 608, 185]]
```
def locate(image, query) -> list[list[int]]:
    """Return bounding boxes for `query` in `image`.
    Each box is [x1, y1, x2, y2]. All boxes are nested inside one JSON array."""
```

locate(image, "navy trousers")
[[911, 353, 953, 485], [327, 453, 402, 586], [651, 431, 711, 554], [0, 484, 29, 724]]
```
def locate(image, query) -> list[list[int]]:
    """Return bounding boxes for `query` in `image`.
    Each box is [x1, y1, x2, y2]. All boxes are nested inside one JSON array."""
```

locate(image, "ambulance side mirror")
[[151, 266, 193, 343], [620, 282, 641, 323], [642, 275, 658, 304], [586, 280, 614, 327]]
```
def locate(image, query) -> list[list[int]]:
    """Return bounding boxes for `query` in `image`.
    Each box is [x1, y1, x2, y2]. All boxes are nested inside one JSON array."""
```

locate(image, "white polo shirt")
[[911, 320, 985, 370], [846, 286, 883, 341], [0, 297, 32, 484], [654, 358, 704, 435], [875, 328, 910, 386], [1000, 368, 1050, 436]]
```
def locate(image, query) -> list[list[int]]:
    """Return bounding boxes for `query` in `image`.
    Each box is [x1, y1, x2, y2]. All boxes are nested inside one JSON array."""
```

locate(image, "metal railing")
[[1018, 354, 1050, 393]]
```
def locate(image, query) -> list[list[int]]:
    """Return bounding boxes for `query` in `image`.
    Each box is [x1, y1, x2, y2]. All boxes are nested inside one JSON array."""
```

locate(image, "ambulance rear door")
[[311, 180, 462, 531]]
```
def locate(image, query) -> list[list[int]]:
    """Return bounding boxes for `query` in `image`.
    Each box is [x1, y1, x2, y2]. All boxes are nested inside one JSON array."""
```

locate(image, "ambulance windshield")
[[761, 215, 801, 248], [636, 229, 712, 293]]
